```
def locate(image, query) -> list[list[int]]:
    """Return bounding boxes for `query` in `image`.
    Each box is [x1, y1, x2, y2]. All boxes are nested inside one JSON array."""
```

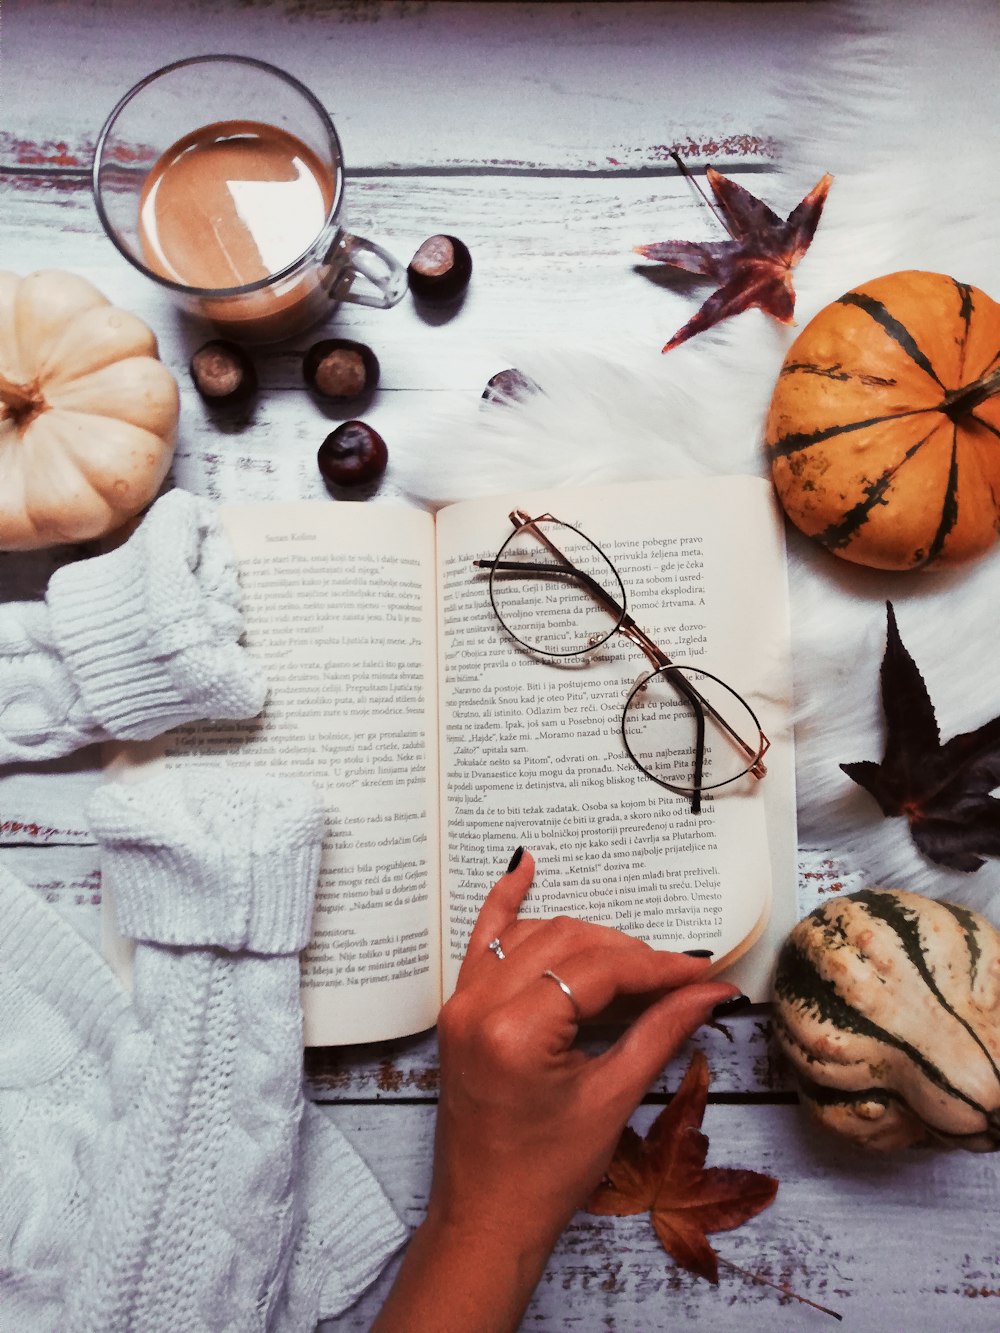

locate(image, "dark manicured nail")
[[683, 949, 714, 958], [711, 994, 753, 1020], [507, 846, 524, 873]]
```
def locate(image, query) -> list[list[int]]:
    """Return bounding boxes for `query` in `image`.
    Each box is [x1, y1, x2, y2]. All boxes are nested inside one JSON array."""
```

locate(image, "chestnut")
[[303, 338, 379, 403], [407, 234, 473, 305], [189, 340, 256, 405], [482, 368, 540, 405], [317, 420, 388, 489]]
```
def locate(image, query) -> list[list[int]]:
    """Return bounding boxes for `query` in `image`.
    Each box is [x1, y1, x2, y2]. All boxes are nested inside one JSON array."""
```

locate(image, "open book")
[[105, 477, 796, 1045]]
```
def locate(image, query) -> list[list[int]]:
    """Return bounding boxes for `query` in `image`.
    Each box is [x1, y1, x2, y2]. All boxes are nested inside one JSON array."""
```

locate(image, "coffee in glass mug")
[[93, 57, 406, 343]]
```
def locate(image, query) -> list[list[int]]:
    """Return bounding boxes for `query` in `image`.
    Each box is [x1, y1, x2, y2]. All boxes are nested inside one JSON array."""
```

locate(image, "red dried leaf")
[[655, 1157, 782, 1283], [585, 1052, 778, 1285], [842, 601, 1000, 871], [645, 1040, 709, 1158], [585, 1125, 651, 1216], [635, 167, 833, 352]]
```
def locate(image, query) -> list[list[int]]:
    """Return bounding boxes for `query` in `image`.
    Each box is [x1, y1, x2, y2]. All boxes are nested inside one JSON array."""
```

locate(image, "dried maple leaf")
[[635, 163, 833, 352], [842, 602, 1000, 872], [586, 1051, 778, 1283]]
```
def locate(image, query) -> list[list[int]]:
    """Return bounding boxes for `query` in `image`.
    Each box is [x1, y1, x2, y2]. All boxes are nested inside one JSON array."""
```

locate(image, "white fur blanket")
[[400, 0, 1000, 922]]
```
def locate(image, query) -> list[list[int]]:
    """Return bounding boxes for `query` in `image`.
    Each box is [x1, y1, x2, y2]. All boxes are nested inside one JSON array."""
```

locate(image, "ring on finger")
[[487, 937, 506, 961], [542, 968, 582, 1021]]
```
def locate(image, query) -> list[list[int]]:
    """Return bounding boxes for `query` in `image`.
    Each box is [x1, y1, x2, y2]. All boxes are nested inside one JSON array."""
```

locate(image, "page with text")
[[435, 477, 796, 1001], [106, 501, 442, 1046]]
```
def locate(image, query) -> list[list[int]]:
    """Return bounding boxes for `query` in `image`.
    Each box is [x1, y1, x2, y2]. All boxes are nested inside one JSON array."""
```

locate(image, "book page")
[[106, 502, 442, 1046], [435, 477, 796, 1001]]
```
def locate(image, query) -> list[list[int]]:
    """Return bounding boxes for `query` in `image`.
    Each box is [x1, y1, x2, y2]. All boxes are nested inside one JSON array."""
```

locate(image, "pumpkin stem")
[[0, 371, 45, 426], [941, 365, 1000, 421]]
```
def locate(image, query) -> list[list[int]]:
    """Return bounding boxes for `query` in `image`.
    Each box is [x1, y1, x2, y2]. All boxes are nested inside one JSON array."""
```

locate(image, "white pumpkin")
[[0, 269, 179, 549]]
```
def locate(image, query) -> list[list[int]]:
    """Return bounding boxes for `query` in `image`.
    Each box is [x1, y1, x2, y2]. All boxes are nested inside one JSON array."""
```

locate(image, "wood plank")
[[0, 2, 824, 173], [1, 828, 823, 1097], [0, 751, 104, 848], [318, 1100, 1000, 1330], [302, 856, 833, 1099], [0, 837, 803, 1096], [0, 164, 802, 515], [4, 848, 793, 1096], [0, 167, 786, 380], [4, 838, 837, 1102], [305, 1010, 792, 1099]]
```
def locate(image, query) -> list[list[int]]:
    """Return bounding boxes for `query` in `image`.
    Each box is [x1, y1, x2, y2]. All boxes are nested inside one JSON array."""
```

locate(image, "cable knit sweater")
[[0, 493, 405, 1326], [0, 770, 406, 1331], [0, 488, 267, 763]]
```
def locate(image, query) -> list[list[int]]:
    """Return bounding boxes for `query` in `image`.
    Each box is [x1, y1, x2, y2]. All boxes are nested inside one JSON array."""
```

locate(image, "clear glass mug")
[[92, 54, 407, 344]]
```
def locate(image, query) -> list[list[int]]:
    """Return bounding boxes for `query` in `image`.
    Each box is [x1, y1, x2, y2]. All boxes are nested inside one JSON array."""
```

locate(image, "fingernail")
[[683, 948, 714, 958], [711, 994, 752, 1019], [507, 846, 524, 874]]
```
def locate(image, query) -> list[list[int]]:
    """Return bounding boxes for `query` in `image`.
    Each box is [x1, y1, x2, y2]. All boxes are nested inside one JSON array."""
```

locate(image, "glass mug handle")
[[328, 230, 408, 309]]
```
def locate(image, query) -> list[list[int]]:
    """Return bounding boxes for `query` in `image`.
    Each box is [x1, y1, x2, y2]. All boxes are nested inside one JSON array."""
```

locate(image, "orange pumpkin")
[[765, 270, 1000, 571]]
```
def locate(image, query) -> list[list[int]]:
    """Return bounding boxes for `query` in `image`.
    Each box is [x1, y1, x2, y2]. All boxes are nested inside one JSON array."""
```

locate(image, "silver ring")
[[542, 968, 582, 1021], [487, 937, 506, 961]]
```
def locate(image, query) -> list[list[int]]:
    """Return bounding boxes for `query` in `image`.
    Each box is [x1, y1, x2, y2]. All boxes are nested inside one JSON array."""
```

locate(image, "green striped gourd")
[[766, 270, 1000, 571], [772, 888, 1000, 1152]]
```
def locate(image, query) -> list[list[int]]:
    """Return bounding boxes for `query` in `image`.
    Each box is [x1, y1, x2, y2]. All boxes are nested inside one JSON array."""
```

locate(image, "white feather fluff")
[[400, 0, 1000, 921]]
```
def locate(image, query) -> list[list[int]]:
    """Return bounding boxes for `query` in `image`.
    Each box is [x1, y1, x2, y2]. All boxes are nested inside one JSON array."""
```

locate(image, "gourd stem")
[[942, 365, 1000, 421], [0, 370, 38, 416]]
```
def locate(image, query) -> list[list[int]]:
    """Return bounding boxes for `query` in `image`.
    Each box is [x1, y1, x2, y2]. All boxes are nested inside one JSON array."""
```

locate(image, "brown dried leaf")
[[585, 1125, 651, 1216], [586, 1051, 778, 1284], [635, 166, 833, 352]]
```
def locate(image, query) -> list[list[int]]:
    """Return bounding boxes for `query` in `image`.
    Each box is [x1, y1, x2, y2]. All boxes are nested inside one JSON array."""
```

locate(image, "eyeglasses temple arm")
[[476, 558, 766, 779], [484, 512, 768, 782], [472, 557, 626, 620]]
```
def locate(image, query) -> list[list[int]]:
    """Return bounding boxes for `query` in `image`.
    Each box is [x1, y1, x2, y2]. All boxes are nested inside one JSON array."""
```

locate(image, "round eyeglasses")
[[474, 513, 768, 814]]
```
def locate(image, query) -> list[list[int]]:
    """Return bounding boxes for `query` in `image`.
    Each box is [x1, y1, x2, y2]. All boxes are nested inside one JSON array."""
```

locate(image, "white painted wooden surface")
[[1, 1, 822, 171], [2, 3, 997, 1329], [321, 1102, 1000, 1332]]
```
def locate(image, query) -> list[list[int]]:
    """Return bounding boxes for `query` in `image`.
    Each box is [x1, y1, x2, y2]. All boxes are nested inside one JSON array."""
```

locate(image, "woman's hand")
[[373, 850, 742, 1333]]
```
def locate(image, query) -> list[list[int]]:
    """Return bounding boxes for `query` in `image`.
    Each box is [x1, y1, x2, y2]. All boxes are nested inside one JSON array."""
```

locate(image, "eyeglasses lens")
[[622, 665, 764, 794], [489, 519, 625, 657]]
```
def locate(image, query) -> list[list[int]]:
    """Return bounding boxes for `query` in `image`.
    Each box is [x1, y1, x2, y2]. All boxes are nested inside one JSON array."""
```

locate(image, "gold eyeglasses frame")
[[474, 509, 769, 815]]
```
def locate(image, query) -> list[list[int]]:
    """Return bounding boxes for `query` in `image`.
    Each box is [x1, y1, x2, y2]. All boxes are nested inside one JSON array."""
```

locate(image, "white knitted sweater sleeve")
[[70, 771, 405, 1332], [0, 865, 132, 1332], [0, 489, 267, 764]]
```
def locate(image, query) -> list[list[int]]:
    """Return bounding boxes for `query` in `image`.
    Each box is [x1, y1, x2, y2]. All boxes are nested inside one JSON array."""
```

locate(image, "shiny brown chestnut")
[[407, 234, 473, 305], [317, 420, 388, 489], [482, 368, 541, 405]]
